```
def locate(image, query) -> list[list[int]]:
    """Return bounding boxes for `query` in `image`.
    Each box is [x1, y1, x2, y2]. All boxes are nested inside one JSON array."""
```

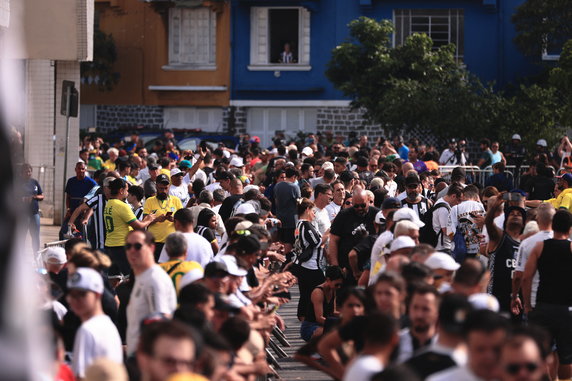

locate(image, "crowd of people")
[[24, 129, 572, 381]]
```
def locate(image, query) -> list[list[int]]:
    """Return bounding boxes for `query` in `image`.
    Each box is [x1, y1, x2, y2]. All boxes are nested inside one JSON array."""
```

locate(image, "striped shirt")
[[401, 196, 431, 221], [85, 192, 107, 249], [133, 206, 144, 221]]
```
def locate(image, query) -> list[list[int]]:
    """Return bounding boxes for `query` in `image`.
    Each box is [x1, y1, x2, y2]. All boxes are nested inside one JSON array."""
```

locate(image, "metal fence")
[[438, 165, 557, 189]]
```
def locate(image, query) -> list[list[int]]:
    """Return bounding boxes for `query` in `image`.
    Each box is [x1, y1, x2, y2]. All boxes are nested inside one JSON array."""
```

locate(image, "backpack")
[[452, 227, 468, 263], [419, 203, 451, 247]]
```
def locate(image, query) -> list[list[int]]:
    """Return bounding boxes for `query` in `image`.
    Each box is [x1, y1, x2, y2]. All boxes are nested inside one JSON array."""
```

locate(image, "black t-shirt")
[[528, 176, 555, 201], [404, 350, 457, 379], [218, 194, 243, 221], [488, 233, 519, 313], [352, 235, 378, 270], [330, 206, 379, 269], [195, 226, 216, 243]]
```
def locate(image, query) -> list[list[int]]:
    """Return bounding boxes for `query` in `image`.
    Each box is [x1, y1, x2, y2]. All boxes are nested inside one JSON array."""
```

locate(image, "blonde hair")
[[69, 248, 112, 270]]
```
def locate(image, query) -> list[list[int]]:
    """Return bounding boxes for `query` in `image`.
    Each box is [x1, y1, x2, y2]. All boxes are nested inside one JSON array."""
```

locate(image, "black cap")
[[236, 235, 261, 254], [149, 164, 160, 170], [382, 197, 402, 210], [439, 294, 474, 335], [405, 173, 420, 186], [156, 174, 170, 184], [204, 261, 229, 278], [217, 171, 232, 181]]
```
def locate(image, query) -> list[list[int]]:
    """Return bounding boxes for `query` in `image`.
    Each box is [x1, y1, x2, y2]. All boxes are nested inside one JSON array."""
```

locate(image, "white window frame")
[[393, 9, 464, 61], [248, 6, 311, 71], [164, 7, 217, 71]]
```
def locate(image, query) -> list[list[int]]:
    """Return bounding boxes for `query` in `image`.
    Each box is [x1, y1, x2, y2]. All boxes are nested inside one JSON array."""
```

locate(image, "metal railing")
[[438, 164, 557, 189]]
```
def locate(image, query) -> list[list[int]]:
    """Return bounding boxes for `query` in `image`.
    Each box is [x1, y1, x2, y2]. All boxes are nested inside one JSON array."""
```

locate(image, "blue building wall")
[[230, 0, 538, 101]]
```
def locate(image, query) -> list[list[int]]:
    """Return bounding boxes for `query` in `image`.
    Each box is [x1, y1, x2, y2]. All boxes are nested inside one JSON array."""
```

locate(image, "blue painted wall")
[[230, 0, 538, 101]]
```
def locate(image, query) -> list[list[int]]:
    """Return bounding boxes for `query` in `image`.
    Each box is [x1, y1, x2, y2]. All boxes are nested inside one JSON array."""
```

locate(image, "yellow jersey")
[[143, 195, 183, 243], [103, 159, 116, 171], [103, 198, 137, 247], [159, 259, 203, 292]]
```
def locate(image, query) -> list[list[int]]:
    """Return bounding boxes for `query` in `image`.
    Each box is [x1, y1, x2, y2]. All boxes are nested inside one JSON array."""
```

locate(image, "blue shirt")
[[24, 179, 42, 215], [398, 145, 410, 161], [65, 176, 97, 212]]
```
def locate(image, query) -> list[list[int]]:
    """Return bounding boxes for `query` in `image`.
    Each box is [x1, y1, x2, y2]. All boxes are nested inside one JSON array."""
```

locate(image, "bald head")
[[402, 162, 414, 175], [352, 189, 369, 215]]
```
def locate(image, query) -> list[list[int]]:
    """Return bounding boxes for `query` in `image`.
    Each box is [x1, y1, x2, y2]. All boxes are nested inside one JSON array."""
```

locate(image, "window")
[[249, 7, 311, 70], [167, 7, 216, 70], [394, 9, 464, 60], [247, 108, 317, 147]]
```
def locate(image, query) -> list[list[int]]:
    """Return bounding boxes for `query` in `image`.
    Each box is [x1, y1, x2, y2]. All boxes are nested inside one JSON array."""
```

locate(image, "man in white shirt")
[[511, 203, 555, 313], [433, 184, 463, 252], [428, 309, 509, 381], [343, 312, 398, 381], [447, 185, 486, 258], [126, 230, 177, 356], [158, 208, 213, 268], [313, 184, 332, 235], [67, 268, 123, 378], [439, 139, 467, 166], [168, 168, 190, 207], [326, 181, 345, 222]]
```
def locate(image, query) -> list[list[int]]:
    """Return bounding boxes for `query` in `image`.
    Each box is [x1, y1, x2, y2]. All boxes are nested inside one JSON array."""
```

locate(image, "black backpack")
[[419, 203, 451, 247]]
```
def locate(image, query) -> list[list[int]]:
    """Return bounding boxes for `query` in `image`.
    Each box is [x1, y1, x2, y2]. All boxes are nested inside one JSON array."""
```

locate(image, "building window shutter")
[[169, 7, 216, 66], [300, 7, 311, 65], [251, 7, 268, 64]]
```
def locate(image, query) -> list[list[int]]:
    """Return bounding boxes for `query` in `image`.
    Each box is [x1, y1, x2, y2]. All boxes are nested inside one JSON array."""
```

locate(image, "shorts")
[[278, 228, 296, 244], [529, 303, 572, 364], [300, 320, 320, 342]]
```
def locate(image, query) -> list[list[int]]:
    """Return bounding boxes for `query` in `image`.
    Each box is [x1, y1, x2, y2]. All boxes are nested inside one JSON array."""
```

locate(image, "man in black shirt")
[[329, 189, 379, 284], [218, 178, 244, 221], [405, 294, 474, 379], [402, 173, 432, 222]]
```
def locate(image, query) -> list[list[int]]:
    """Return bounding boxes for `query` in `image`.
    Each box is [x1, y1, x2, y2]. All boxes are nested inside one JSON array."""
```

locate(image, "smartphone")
[[166, 211, 173, 216]]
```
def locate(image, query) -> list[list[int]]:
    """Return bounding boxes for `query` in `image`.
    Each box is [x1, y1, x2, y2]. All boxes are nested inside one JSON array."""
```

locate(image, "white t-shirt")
[[325, 202, 341, 222], [72, 314, 123, 377], [369, 231, 394, 285], [515, 230, 553, 307], [126, 265, 177, 355], [158, 231, 214, 268], [138, 167, 150, 183], [385, 180, 398, 197], [343, 355, 383, 381], [447, 200, 486, 254], [433, 198, 452, 251], [313, 206, 331, 236], [439, 149, 467, 166], [169, 183, 190, 207], [183, 168, 207, 186]]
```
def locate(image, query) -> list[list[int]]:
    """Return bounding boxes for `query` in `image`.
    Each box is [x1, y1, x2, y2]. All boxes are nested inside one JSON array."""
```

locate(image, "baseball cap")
[[425, 252, 461, 271], [301, 147, 313, 156], [382, 197, 401, 210], [148, 163, 160, 170], [393, 207, 425, 227], [405, 173, 421, 186], [178, 268, 204, 289], [204, 261, 229, 278], [179, 160, 192, 169], [217, 255, 248, 276], [439, 294, 474, 335], [234, 220, 253, 231], [250, 136, 261, 144], [229, 156, 244, 167], [170, 168, 183, 177], [560, 173, 572, 186], [214, 294, 241, 313], [67, 267, 104, 294], [236, 235, 261, 254], [468, 293, 500, 312], [235, 202, 257, 215], [511, 134, 521, 140], [43, 247, 67, 265], [536, 139, 547, 147], [243, 184, 260, 193], [390, 236, 416, 252], [156, 174, 170, 184], [322, 161, 334, 171]]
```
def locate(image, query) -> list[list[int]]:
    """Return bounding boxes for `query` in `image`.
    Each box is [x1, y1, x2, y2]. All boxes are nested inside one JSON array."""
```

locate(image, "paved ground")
[[39, 220, 333, 380]]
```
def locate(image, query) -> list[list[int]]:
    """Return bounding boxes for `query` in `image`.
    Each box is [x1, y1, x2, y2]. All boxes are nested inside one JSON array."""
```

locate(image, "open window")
[[249, 7, 311, 71]]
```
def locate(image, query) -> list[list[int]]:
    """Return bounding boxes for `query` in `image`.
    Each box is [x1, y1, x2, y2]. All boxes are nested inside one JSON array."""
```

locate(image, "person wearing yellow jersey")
[[526, 173, 572, 210], [159, 232, 203, 292], [103, 148, 119, 171], [104, 178, 158, 275], [144, 174, 183, 260]]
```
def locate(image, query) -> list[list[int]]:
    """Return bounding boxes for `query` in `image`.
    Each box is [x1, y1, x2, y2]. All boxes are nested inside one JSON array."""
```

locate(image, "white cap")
[[374, 210, 385, 225], [536, 139, 547, 147], [170, 168, 183, 177], [235, 220, 253, 231], [425, 252, 460, 271], [235, 202, 257, 215], [229, 156, 244, 167], [43, 247, 67, 265], [243, 184, 260, 193], [512, 134, 521, 140], [322, 161, 334, 171], [217, 255, 248, 276], [301, 147, 314, 157], [222, 150, 231, 159], [67, 268, 104, 294], [179, 268, 205, 289], [288, 144, 298, 152], [390, 236, 416, 252], [393, 207, 425, 227], [469, 293, 500, 312]]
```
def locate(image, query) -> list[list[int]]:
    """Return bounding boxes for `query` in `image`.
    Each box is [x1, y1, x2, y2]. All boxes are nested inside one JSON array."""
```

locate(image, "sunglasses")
[[505, 362, 539, 375], [345, 201, 352, 205], [125, 242, 143, 251], [353, 203, 367, 208]]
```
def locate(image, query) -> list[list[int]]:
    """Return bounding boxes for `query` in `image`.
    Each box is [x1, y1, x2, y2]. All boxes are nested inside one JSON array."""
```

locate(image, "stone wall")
[[96, 105, 164, 131], [222, 106, 247, 135]]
